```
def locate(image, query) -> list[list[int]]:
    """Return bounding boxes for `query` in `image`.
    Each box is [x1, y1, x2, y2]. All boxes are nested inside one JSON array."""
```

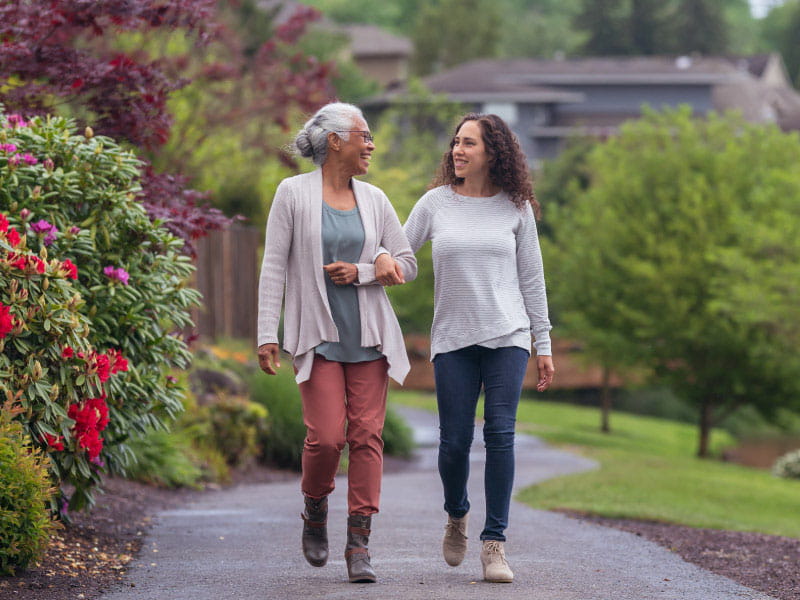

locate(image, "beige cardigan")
[[257, 169, 417, 384]]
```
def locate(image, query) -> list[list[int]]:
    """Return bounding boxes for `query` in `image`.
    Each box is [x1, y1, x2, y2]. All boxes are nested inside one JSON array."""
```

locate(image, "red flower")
[[68, 396, 110, 461], [92, 352, 111, 382], [0, 213, 7, 232], [11, 255, 26, 270], [61, 258, 78, 280], [0, 304, 12, 339], [6, 227, 20, 247], [43, 433, 65, 452], [107, 349, 129, 374], [62, 346, 74, 358]]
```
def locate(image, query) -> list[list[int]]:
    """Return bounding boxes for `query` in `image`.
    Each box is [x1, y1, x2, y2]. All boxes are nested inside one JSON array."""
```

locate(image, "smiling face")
[[337, 116, 375, 176], [451, 119, 492, 183]]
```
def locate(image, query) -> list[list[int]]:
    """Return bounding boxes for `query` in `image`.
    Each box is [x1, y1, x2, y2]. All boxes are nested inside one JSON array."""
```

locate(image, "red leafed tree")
[[0, 0, 335, 254], [150, 1, 336, 177]]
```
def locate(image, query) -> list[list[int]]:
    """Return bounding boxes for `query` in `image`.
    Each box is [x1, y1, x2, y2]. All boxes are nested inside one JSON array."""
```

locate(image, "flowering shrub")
[[0, 110, 200, 510], [772, 449, 800, 480], [0, 214, 126, 509]]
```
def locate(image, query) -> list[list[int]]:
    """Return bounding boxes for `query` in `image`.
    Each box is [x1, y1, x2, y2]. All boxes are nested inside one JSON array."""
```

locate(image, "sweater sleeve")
[[517, 203, 552, 356], [356, 193, 418, 286], [403, 194, 434, 254], [257, 181, 294, 347]]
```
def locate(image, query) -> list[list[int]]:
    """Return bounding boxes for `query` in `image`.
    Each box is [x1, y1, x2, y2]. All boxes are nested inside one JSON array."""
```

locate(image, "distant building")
[[338, 24, 412, 89], [365, 53, 800, 166], [258, 1, 413, 91]]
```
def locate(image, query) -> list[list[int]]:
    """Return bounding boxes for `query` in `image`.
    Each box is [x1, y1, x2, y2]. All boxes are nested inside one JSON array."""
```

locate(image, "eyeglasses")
[[333, 130, 374, 143]]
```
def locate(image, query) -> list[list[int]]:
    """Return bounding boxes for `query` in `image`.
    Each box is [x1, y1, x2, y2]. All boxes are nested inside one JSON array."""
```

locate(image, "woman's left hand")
[[323, 261, 358, 285], [536, 355, 555, 392]]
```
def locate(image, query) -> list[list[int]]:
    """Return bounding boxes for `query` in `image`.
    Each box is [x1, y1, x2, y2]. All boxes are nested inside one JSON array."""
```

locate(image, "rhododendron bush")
[[0, 110, 200, 510]]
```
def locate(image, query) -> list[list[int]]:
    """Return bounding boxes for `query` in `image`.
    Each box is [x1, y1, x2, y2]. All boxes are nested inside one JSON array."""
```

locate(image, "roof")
[[339, 24, 413, 58], [423, 56, 753, 91]]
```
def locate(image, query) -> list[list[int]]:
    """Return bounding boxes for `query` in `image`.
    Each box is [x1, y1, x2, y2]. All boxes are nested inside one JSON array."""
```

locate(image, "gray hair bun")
[[293, 103, 365, 167], [294, 129, 315, 159]]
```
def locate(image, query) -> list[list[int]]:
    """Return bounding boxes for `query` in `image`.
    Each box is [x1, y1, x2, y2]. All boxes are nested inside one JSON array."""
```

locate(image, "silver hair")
[[293, 102, 365, 166]]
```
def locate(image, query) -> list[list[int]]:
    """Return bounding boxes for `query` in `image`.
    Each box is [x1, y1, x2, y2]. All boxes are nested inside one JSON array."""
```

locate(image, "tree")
[[670, 0, 730, 54], [0, 0, 230, 254], [302, 0, 424, 34], [574, 0, 632, 55], [144, 1, 336, 226], [761, 0, 800, 87], [629, 0, 671, 54], [411, 0, 501, 75], [547, 107, 800, 456]]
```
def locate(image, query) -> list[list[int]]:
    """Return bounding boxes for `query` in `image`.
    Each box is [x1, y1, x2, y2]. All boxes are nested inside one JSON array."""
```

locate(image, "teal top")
[[316, 202, 383, 363]]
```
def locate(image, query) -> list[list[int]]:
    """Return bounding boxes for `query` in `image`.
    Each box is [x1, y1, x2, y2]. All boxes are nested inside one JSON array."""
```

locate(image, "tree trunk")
[[697, 400, 713, 458], [600, 366, 612, 433]]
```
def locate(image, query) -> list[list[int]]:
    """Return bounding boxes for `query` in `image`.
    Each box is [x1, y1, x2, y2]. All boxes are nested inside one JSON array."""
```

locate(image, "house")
[[258, 0, 413, 90], [338, 24, 413, 89], [365, 53, 800, 166]]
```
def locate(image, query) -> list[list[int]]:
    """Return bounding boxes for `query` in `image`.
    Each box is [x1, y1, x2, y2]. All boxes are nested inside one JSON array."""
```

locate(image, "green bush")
[[124, 428, 204, 489], [773, 449, 800, 480], [206, 396, 269, 467], [248, 366, 306, 470], [0, 110, 200, 510], [0, 403, 56, 575], [382, 406, 415, 459]]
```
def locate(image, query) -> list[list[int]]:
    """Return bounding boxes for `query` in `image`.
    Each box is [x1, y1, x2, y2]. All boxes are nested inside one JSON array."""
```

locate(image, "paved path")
[[103, 406, 774, 600]]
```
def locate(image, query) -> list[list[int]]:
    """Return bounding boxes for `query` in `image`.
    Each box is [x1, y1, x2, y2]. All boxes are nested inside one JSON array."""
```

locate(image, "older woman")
[[256, 102, 415, 583]]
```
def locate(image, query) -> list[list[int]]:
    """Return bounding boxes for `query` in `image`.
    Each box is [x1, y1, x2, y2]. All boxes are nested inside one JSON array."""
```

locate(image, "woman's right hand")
[[257, 343, 281, 375], [375, 253, 404, 286]]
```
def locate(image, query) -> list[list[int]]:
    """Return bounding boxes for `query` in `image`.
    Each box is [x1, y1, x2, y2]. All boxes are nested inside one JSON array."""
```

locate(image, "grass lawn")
[[389, 389, 800, 538]]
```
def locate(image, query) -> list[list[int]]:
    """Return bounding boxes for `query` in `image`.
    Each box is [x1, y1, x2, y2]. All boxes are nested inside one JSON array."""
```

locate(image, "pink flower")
[[8, 155, 20, 167], [103, 265, 130, 285], [29, 219, 57, 245], [43, 157, 54, 171], [19, 208, 30, 220], [69, 226, 80, 235], [6, 114, 28, 128], [0, 143, 16, 153], [22, 153, 38, 166], [30, 219, 54, 234]]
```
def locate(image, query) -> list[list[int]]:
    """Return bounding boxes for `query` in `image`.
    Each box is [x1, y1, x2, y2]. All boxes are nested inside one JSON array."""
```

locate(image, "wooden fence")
[[191, 224, 262, 344]]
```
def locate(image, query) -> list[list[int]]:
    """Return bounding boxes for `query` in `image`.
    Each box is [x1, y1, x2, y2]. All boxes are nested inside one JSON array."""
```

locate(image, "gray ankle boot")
[[345, 515, 376, 583], [301, 495, 328, 567]]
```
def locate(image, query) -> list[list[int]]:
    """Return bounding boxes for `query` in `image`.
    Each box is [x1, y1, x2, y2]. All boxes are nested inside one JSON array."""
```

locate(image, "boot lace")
[[484, 541, 506, 562]]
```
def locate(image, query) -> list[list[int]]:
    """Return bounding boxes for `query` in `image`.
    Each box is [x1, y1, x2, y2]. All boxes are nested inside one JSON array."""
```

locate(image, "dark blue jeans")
[[433, 345, 529, 541]]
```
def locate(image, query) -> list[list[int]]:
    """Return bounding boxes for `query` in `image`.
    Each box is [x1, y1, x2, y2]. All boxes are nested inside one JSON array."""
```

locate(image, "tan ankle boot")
[[345, 515, 376, 583], [442, 513, 468, 566], [301, 495, 328, 567], [481, 540, 513, 583]]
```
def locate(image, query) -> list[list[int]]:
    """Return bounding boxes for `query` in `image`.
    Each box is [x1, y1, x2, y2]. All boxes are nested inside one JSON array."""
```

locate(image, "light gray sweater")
[[404, 185, 552, 359], [257, 169, 417, 383]]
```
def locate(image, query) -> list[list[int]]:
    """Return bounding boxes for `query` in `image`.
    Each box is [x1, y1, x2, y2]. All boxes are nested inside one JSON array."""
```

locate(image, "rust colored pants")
[[299, 355, 389, 516]]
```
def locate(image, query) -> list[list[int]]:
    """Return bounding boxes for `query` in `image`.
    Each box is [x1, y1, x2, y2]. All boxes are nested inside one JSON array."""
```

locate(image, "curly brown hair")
[[431, 113, 539, 214]]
